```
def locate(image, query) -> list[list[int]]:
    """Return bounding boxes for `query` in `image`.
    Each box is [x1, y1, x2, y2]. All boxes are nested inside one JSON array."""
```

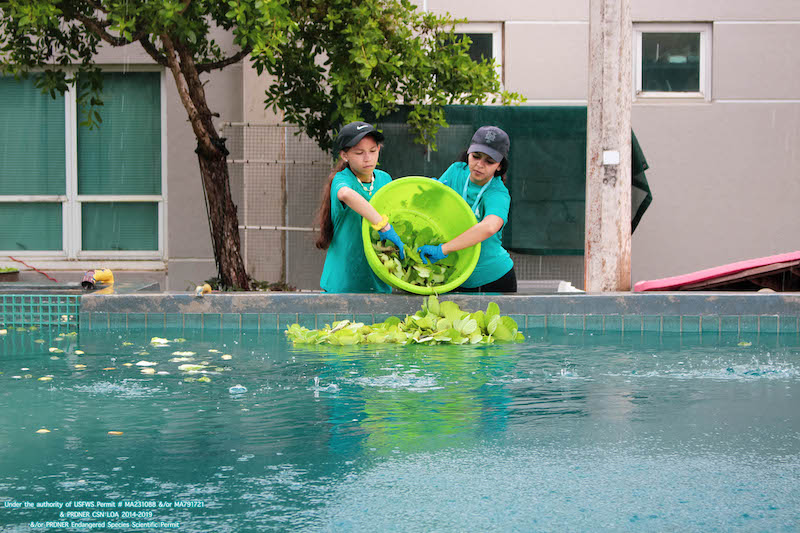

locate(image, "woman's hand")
[[417, 244, 448, 264], [379, 225, 406, 260]]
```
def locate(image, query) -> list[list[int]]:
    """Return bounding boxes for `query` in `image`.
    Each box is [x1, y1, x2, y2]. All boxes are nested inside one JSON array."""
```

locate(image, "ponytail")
[[314, 158, 349, 250]]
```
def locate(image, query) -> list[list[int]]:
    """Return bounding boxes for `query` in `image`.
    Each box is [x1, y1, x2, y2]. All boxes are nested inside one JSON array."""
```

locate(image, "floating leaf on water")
[[64, 332, 78, 337], [74, 350, 84, 355], [50, 356, 60, 360], [54, 337, 64, 342], [102, 367, 116, 371], [21, 367, 29, 371], [738, 341, 752, 347], [156, 371, 170, 375], [197, 376, 211, 383], [34, 339, 44, 343], [150, 337, 170, 345], [123, 363, 133, 367], [38, 376, 53, 381], [221, 354, 232, 360], [184, 377, 197, 382], [11, 375, 22, 379], [0, 329, 7, 335], [135, 361, 157, 367], [169, 357, 194, 363], [208, 349, 220, 353], [121, 342, 134, 346], [24, 374, 33, 379], [140, 368, 156, 375], [74, 364, 86, 369], [48, 347, 63, 353], [173, 338, 186, 343], [36, 429, 51, 434], [107, 431, 124, 436], [172, 351, 196, 356], [16, 327, 26, 332], [178, 364, 206, 372]]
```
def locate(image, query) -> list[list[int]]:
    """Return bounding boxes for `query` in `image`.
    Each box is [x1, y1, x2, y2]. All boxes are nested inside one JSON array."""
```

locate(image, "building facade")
[[2, 1, 798, 290]]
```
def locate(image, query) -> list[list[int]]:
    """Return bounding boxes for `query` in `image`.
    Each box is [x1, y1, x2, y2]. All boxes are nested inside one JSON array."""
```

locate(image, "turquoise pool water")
[[1, 326, 799, 532]]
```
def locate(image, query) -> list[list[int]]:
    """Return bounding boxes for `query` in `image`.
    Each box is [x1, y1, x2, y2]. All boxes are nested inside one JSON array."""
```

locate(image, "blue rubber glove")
[[417, 244, 448, 264], [378, 225, 406, 260]]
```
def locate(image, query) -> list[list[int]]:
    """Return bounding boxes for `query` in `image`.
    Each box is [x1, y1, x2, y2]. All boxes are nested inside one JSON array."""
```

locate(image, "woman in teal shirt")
[[418, 126, 517, 293], [315, 121, 406, 293]]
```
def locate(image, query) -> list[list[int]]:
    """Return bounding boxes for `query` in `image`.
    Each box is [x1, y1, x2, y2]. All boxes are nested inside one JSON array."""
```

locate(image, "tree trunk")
[[197, 150, 250, 290], [159, 35, 250, 290]]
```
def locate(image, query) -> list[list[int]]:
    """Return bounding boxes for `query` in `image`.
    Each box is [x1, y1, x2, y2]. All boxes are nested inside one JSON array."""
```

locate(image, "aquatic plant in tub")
[[362, 176, 480, 295]]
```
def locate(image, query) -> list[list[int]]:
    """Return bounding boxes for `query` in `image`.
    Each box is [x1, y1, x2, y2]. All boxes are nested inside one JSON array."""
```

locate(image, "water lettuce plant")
[[285, 296, 524, 345], [371, 220, 457, 288]]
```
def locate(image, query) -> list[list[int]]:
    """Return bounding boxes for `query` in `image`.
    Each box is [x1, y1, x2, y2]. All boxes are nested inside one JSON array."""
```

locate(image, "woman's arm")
[[337, 186, 388, 230], [441, 215, 504, 254]]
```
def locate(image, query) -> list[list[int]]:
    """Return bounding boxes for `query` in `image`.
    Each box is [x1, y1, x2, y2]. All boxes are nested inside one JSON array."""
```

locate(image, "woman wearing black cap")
[[314, 121, 406, 293], [417, 126, 517, 293]]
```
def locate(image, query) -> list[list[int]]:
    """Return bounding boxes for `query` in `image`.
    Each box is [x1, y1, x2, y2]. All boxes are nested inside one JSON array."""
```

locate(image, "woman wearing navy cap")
[[417, 126, 517, 293], [314, 121, 406, 293]]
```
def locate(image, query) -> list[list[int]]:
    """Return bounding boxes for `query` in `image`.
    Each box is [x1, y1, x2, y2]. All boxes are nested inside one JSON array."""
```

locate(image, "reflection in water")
[[0, 328, 798, 531]]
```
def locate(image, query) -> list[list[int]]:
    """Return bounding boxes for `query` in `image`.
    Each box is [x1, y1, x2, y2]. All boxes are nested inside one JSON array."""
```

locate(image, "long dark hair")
[[314, 158, 348, 250], [458, 151, 509, 184]]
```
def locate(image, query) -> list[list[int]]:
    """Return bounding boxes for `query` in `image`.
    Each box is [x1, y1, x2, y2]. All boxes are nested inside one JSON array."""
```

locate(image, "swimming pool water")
[[1, 327, 799, 532]]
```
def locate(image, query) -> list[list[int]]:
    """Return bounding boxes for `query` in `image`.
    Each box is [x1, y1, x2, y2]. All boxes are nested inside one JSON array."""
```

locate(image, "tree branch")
[[138, 36, 169, 67], [196, 46, 252, 73], [74, 13, 127, 46], [86, 0, 109, 14], [161, 34, 217, 156], [174, 39, 217, 135]]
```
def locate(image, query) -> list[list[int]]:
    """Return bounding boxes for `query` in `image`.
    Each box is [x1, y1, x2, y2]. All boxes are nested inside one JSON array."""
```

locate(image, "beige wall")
[[504, 22, 588, 101], [435, 2, 800, 287], [632, 103, 800, 280]]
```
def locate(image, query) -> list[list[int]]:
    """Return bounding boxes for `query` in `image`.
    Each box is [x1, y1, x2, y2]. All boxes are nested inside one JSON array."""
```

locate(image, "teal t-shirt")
[[439, 162, 514, 288], [319, 167, 393, 293]]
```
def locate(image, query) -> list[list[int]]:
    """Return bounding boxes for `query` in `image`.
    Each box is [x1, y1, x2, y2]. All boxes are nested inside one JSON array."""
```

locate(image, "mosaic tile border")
[[80, 310, 800, 337], [77, 292, 800, 336]]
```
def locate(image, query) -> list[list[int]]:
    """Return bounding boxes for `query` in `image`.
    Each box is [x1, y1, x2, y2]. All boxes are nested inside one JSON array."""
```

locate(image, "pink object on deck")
[[634, 251, 800, 292]]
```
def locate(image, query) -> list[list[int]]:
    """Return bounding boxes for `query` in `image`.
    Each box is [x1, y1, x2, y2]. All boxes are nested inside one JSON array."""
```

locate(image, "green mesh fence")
[[375, 105, 652, 255], [0, 295, 80, 328]]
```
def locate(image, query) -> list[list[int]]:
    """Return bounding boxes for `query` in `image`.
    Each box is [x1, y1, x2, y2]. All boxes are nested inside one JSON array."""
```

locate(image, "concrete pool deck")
[[77, 291, 800, 335]]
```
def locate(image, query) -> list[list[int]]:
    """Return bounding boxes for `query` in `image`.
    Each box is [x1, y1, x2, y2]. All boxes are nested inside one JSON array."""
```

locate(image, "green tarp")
[[376, 105, 651, 255]]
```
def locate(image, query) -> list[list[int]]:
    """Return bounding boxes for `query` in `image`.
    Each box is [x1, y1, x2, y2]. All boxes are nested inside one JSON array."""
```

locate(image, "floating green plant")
[[286, 295, 524, 345]]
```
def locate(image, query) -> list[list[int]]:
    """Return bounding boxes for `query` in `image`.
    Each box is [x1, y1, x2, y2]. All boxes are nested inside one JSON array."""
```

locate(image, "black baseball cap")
[[334, 121, 384, 153], [467, 126, 510, 163]]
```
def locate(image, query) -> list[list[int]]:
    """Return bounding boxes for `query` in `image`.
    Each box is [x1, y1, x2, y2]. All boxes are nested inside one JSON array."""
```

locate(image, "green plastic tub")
[[362, 176, 480, 295]]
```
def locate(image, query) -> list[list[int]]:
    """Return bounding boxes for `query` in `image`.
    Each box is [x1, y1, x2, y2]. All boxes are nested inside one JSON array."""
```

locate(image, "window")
[[634, 23, 711, 100], [454, 23, 504, 83], [0, 70, 164, 258]]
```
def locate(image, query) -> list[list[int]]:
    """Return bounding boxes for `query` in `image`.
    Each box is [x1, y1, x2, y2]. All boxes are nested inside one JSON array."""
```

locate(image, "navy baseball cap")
[[334, 121, 384, 153], [467, 126, 510, 162]]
